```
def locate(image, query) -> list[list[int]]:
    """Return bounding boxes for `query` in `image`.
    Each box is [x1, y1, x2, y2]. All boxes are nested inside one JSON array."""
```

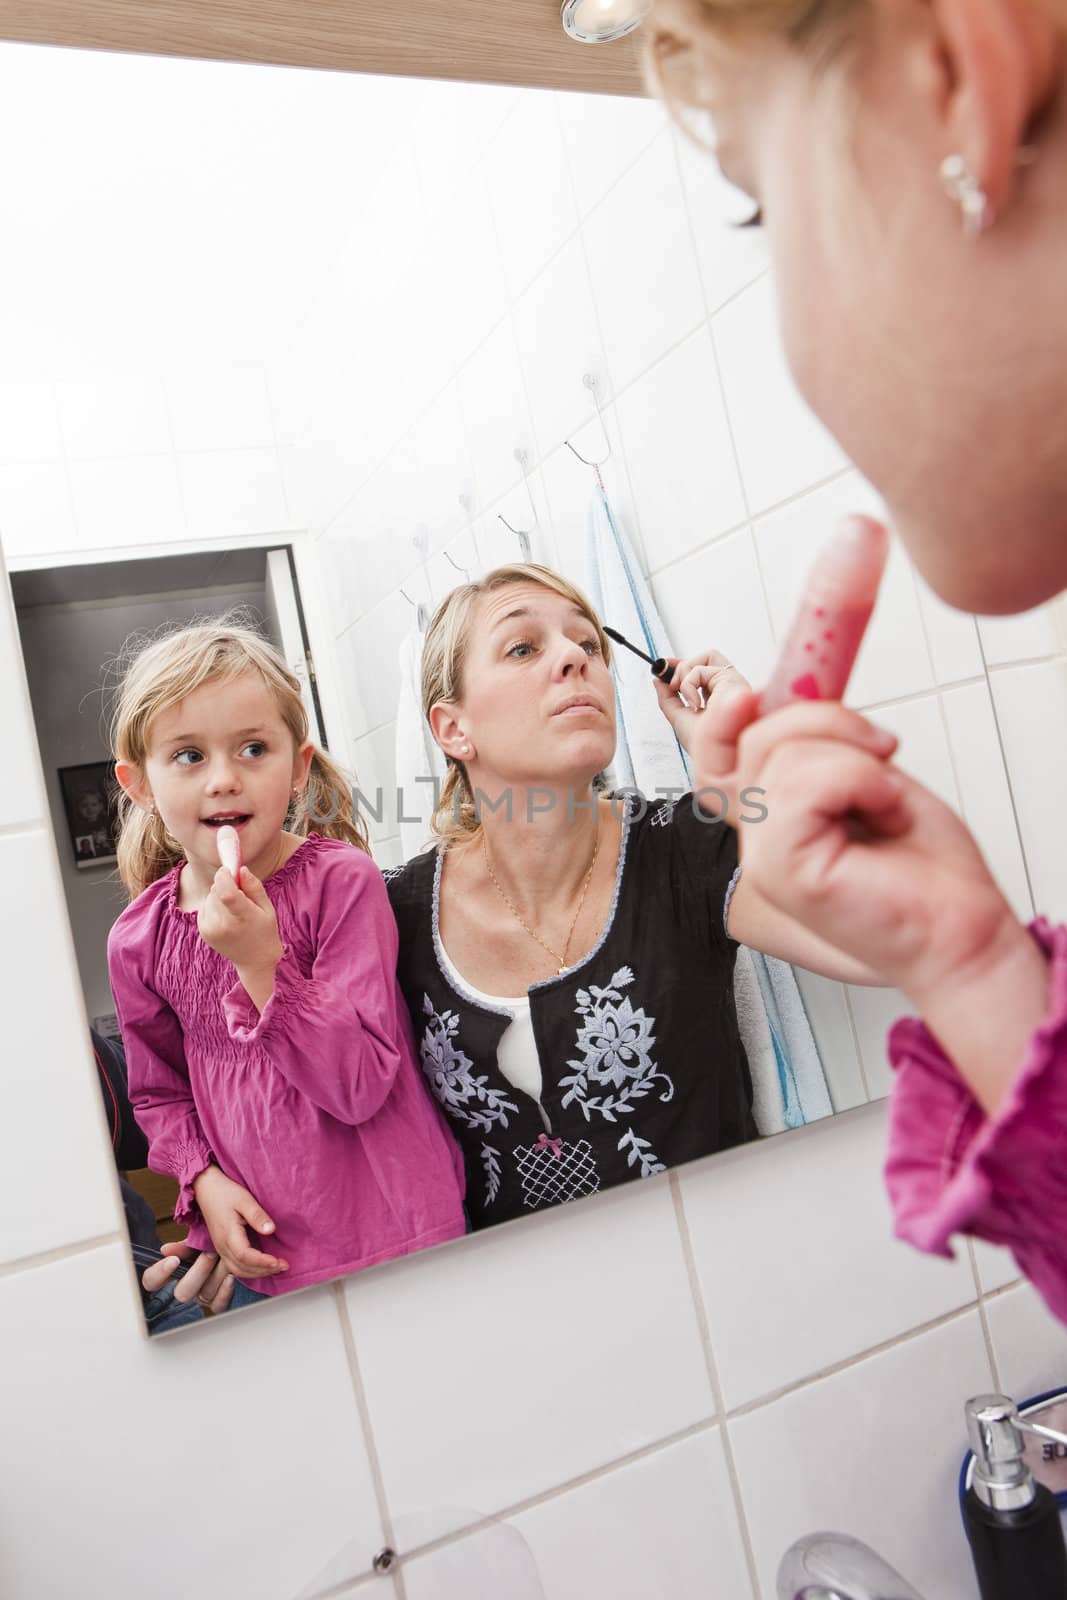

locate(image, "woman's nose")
[[557, 639, 588, 676]]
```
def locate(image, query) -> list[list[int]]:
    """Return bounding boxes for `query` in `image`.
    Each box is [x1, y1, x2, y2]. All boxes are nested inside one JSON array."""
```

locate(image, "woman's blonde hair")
[[111, 614, 368, 900], [421, 563, 613, 847]]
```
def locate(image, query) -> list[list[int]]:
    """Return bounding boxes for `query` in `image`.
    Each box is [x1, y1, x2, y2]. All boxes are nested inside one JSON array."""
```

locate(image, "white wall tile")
[[978, 596, 1067, 666], [484, 92, 579, 302], [753, 474, 934, 709], [178, 448, 289, 539], [844, 983, 911, 1101], [730, 1311, 994, 1600], [458, 317, 536, 510], [557, 90, 668, 220], [164, 366, 276, 452], [673, 131, 769, 313], [985, 1282, 1067, 1400], [513, 234, 609, 461], [914, 574, 984, 684], [0, 1245, 382, 1600], [68, 455, 185, 549], [792, 968, 867, 1113], [404, 1430, 754, 1600], [650, 525, 776, 689], [971, 1239, 1021, 1296], [0, 574, 49, 829], [408, 381, 478, 553], [941, 681, 1034, 923], [0, 460, 77, 559], [714, 275, 846, 514], [0, 829, 123, 1264], [988, 660, 1067, 921], [344, 588, 412, 742], [615, 329, 747, 570], [0, 380, 63, 462], [865, 695, 959, 809], [344, 1177, 713, 1548], [427, 168, 509, 367], [354, 719, 399, 845], [582, 131, 705, 396], [679, 1104, 976, 1409], [58, 376, 172, 458]]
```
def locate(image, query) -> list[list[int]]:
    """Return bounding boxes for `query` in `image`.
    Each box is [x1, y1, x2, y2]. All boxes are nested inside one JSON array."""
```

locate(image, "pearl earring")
[[940, 155, 987, 237]]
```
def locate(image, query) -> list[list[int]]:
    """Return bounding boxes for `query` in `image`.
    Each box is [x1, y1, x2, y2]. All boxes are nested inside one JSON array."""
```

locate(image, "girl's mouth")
[[202, 814, 252, 829]]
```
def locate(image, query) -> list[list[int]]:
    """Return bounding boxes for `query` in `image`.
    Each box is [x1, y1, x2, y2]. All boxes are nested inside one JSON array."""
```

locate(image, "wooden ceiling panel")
[[0, 1, 649, 96]]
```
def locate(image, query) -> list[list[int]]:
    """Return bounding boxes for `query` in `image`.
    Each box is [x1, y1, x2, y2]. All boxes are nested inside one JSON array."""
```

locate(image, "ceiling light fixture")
[[560, 0, 648, 45]]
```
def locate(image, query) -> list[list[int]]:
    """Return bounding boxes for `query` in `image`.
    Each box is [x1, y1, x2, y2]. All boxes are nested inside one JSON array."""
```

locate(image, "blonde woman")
[[384, 563, 884, 1227], [642, 0, 1067, 1320], [110, 620, 465, 1312]]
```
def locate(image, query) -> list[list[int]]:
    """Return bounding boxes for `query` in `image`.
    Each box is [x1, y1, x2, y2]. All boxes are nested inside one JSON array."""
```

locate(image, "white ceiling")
[[0, 42, 450, 374]]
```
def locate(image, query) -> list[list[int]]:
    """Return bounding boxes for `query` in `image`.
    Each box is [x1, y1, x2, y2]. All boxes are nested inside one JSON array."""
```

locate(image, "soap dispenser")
[[963, 1394, 1067, 1600]]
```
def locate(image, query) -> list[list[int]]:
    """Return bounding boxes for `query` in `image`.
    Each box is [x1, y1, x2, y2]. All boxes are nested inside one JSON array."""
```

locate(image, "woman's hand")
[[198, 866, 284, 1006], [190, 1165, 289, 1281], [653, 649, 754, 760], [142, 1242, 235, 1314]]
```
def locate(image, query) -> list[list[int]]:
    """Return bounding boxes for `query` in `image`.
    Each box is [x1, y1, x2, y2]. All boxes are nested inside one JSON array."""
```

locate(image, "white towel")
[[395, 626, 446, 862], [583, 482, 832, 1133]]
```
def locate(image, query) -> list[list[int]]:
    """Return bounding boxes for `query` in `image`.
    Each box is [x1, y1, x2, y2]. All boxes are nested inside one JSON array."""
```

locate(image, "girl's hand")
[[698, 698, 1016, 999], [198, 865, 284, 979], [191, 1166, 289, 1281], [142, 1242, 235, 1314]]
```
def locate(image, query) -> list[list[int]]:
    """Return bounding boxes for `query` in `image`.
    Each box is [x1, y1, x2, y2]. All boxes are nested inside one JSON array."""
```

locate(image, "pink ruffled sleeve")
[[885, 917, 1067, 1323]]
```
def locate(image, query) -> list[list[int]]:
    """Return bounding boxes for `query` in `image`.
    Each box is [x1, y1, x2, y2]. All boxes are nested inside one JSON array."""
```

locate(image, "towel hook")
[[564, 374, 612, 468], [400, 586, 431, 633], [442, 550, 470, 582], [497, 514, 532, 563]]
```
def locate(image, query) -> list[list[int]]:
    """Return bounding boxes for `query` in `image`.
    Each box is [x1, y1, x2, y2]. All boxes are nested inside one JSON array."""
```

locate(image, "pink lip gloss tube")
[[759, 514, 889, 714], [216, 824, 243, 880]]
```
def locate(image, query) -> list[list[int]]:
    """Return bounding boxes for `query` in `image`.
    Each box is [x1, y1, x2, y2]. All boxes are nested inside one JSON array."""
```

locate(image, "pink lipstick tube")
[[759, 515, 889, 714]]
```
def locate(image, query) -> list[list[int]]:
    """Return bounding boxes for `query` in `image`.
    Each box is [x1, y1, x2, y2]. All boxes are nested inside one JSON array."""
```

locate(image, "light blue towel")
[[584, 482, 833, 1134]]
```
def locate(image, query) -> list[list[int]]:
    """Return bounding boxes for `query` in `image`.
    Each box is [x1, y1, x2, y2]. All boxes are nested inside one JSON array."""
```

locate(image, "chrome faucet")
[[777, 1533, 928, 1600]]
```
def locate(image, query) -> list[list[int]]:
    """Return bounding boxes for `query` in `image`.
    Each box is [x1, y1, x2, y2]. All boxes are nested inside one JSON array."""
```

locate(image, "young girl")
[[108, 617, 466, 1308]]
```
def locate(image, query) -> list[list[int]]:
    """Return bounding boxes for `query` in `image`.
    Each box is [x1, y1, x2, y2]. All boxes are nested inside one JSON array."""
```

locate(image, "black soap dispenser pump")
[[963, 1394, 1067, 1600]]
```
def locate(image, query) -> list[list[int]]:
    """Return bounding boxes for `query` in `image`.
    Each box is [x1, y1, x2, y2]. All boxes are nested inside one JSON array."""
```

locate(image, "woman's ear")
[[428, 703, 474, 762], [114, 761, 152, 810], [930, 0, 1059, 223]]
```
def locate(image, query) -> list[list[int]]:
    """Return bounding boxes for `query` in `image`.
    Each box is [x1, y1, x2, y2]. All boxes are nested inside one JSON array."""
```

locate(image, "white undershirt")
[[437, 940, 550, 1130]]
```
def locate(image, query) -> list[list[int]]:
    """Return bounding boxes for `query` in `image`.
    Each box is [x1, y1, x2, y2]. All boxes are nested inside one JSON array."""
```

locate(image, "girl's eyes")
[[171, 741, 267, 765]]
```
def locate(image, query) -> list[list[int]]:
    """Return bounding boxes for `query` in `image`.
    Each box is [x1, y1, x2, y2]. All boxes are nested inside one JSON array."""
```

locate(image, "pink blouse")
[[885, 917, 1067, 1323], [108, 834, 466, 1294]]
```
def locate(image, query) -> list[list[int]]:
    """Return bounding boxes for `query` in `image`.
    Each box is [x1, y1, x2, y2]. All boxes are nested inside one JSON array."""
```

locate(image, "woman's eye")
[[506, 640, 536, 659], [173, 748, 202, 766], [581, 638, 602, 656]]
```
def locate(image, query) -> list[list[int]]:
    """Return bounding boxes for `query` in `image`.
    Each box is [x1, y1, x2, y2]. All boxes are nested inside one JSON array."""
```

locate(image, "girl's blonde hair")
[[111, 614, 368, 900], [644, 0, 857, 111], [421, 563, 613, 847]]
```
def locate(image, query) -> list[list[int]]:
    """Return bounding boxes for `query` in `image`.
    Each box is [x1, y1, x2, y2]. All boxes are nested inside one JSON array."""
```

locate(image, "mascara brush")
[[603, 625, 674, 682]]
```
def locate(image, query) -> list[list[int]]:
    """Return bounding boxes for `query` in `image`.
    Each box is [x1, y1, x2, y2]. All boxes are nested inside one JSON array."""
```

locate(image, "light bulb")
[[560, 0, 648, 44]]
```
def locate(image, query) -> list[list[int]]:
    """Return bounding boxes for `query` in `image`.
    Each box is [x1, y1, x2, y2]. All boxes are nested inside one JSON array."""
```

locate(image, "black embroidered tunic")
[[385, 794, 756, 1229]]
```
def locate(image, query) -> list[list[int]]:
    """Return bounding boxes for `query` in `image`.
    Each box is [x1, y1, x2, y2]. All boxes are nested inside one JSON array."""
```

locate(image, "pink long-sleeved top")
[[108, 834, 467, 1294], [886, 917, 1067, 1325]]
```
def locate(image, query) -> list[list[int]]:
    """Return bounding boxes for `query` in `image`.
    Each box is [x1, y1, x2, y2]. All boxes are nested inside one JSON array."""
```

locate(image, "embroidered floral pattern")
[[618, 1126, 666, 1178], [559, 967, 674, 1123], [418, 994, 519, 1133], [481, 1142, 502, 1206]]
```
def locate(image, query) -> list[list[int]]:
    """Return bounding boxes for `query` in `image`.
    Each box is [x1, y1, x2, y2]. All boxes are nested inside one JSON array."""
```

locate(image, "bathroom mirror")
[[1, 37, 1042, 1333]]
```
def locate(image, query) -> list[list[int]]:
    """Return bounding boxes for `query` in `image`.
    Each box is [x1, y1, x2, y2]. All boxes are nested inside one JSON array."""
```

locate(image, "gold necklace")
[[481, 820, 600, 976]]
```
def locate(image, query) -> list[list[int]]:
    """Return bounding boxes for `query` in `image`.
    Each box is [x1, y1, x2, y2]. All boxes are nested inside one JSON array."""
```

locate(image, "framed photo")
[[57, 760, 121, 870]]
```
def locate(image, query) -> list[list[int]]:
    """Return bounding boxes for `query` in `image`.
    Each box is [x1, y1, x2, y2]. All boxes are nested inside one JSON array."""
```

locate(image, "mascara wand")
[[603, 625, 674, 682]]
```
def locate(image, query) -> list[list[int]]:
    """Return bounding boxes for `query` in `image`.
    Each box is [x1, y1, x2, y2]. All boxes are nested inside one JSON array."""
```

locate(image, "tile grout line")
[[376, 1415, 722, 1576], [969, 1242, 1004, 1394], [332, 1283, 408, 1600], [0, 1229, 126, 1279], [669, 1172, 764, 1600]]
